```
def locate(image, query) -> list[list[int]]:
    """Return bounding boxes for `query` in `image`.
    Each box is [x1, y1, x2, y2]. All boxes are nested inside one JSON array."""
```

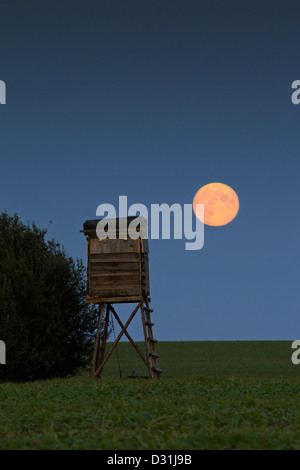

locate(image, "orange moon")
[[193, 182, 239, 226]]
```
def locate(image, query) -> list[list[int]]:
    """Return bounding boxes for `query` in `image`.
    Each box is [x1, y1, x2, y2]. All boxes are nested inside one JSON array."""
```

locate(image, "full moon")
[[193, 182, 239, 226]]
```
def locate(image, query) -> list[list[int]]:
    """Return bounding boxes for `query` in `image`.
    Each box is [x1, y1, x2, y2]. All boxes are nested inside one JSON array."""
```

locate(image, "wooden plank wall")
[[90, 238, 138, 254], [87, 238, 150, 299]]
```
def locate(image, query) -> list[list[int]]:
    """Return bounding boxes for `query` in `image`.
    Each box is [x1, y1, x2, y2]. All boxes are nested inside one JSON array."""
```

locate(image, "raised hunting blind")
[[81, 217, 162, 379]]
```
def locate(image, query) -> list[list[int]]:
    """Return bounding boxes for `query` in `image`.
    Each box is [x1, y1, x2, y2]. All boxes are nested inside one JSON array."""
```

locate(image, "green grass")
[[104, 340, 300, 379], [1, 341, 300, 450]]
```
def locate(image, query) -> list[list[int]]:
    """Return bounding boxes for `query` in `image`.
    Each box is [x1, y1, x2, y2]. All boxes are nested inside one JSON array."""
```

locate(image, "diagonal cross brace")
[[108, 304, 149, 369], [92, 301, 142, 378]]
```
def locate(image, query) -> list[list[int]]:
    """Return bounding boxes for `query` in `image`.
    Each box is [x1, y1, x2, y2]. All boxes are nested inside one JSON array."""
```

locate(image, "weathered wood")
[[90, 286, 141, 293], [89, 266, 140, 275], [89, 286, 141, 295], [89, 274, 141, 284], [90, 276, 141, 284], [82, 218, 158, 379], [90, 293, 141, 302], [90, 285, 141, 294], [89, 279, 141, 288], [98, 305, 110, 377], [141, 302, 154, 378], [90, 280, 141, 289], [90, 303, 104, 378], [141, 253, 150, 295], [89, 262, 140, 268], [93, 301, 142, 378], [108, 304, 149, 369], [90, 238, 139, 254], [89, 265, 140, 274], [149, 353, 160, 358], [86, 295, 143, 304], [144, 298, 160, 378], [81, 217, 148, 240], [89, 253, 140, 262], [86, 236, 149, 299]]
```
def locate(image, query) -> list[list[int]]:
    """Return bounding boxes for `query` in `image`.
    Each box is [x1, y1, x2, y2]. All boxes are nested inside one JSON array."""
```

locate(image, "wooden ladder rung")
[[149, 353, 160, 358]]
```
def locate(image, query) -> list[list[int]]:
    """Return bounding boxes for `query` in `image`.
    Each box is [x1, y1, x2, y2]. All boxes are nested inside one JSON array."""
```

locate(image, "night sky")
[[0, 1, 299, 340]]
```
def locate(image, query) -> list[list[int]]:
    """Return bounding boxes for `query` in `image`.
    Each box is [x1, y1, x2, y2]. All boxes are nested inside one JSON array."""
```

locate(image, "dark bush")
[[0, 212, 99, 382]]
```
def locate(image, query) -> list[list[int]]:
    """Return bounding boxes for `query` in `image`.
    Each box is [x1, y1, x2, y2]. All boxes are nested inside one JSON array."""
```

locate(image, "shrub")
[[0, 212, 100, 382]]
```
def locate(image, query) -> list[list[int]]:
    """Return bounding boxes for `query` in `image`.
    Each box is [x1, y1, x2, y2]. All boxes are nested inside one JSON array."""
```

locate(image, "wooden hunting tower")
[[81, 217, 162, 379]]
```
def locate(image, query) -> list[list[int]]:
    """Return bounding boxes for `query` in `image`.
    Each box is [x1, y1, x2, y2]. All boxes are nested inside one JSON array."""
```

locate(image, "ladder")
[[142, 301, 162, 379]]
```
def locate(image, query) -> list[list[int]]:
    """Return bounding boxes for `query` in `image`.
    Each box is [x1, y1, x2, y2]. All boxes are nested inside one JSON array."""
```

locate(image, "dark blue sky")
[[0, 1, 299, 340]]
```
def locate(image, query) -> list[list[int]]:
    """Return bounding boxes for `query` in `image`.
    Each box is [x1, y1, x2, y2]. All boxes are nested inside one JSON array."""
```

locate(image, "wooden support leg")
[[98, 304, 110, 378], [90, 303, 105, 378]]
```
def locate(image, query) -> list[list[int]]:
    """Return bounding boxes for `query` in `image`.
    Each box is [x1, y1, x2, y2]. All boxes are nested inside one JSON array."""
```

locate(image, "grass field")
[[1, 341, 300, 450]]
